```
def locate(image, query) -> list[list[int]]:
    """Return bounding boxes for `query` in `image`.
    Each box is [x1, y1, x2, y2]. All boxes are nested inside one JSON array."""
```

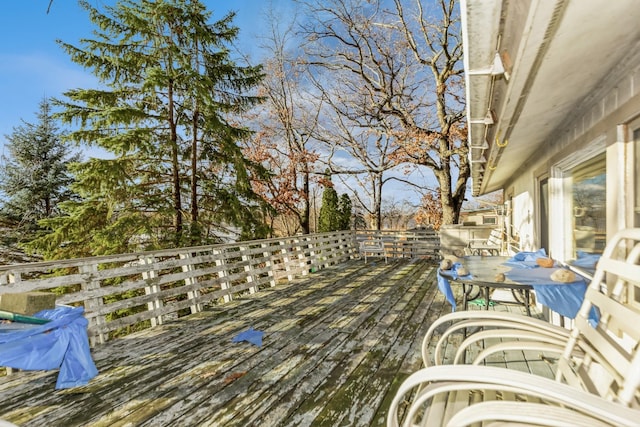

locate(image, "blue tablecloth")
[[572, 251, 601, 269], [437, 263, 473, 311], [0, 305, 98, 389], [504, 249, 549, 269], [436, 254, 597, 322], [505, 267, 597, 321]]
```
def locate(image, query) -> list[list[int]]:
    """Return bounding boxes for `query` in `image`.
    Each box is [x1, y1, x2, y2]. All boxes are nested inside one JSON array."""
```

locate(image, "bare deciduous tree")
[[312, 113, 400, 229], [299, 0, 468, 225], [381, 197, 417, 229], [415, 190, 443, 230], [242, 8, 323, 235]]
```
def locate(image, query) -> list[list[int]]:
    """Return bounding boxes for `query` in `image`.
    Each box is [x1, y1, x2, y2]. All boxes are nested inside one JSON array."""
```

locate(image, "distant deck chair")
[[359, 239, 388, 263], [388, 228, 640, 427], [468, 228, 503, 255]]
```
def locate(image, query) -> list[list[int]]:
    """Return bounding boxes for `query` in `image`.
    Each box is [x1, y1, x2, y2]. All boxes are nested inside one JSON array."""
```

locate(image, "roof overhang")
[[462, 0, 640, 195]]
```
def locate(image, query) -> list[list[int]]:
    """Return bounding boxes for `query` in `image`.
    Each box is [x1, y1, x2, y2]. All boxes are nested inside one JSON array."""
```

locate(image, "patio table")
[[438, 256, 589, 318]]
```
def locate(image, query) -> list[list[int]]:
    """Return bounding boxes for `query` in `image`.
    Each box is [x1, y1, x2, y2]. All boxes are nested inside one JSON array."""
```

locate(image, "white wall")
[[501, 57, 640, 261]]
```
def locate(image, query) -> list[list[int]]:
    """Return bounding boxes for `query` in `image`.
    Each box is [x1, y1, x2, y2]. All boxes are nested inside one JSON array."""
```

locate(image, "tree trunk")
[[436, 164, 468, 226], [301, 168, 311, 234], [168, 80, 182, 242], [190, 108, 199, 243]]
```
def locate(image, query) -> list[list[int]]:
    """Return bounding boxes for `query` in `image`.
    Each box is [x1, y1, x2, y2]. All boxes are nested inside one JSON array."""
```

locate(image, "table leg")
[[524, 290, 531, 316], [462, 283, 468, 311], [484, 287, 490, 310]]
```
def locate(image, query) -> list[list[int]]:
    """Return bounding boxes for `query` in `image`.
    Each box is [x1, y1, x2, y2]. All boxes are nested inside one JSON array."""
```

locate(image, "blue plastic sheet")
[[0, 305, 98, 389], [571, 251, 601, 269], [504, 249, 548, 269], [232, 327, 264, 347], [505, 267, 598, 323], [437, 263, 473, 311]]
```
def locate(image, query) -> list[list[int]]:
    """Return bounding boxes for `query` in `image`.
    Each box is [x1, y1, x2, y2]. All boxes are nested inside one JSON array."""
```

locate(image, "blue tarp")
[[437, 263, 473, 311], [504, 248, 549, 269], [571, 251, 601, 269], [0, 305, 98, 389], [505, 267, 598, 323], [232, 327, 264, 347]]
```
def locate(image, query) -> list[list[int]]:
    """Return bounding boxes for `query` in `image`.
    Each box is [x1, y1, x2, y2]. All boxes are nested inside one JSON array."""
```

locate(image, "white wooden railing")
[[0, 229, 440, 346], [356, 229, 441, 259], [0, 231, 358, 345]]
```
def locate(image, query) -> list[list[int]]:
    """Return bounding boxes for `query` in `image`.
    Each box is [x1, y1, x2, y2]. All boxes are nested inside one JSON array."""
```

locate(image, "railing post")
[[0, 270, 19, 285], [338, 231, 347, 260], [337, 232, 346, 257], [308, 236, 318, 272], [0, 266, 20, 363], [299, 236, 310, 276], [292, 237, 308, 279], [323, 233, 332, 268], [139, 255, 164, 327], [214, 249, 232, 303], [262, 242, 276, 287], [180, 253, 202, 314], [79, 263, 107, 346], [351, 230, 359, 259], [240, 245, 258, 294], [280, 240, 293, 281]]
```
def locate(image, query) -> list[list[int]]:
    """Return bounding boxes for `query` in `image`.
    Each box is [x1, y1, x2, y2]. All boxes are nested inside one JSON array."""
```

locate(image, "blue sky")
[[0, 0, 441, 206], [0, 0, 292, 156]]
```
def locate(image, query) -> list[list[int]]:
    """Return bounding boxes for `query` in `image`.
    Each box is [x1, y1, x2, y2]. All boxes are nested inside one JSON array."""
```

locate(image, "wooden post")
[[180, 253, 202, 314], [299, 236, 310, 276], [79, 263, 107, 346], [350, 230, 359, 259], [0, 265, 21, 370], [262, 242, 276, 287], [139, 255, 164, 327], [214, 249, 232, 303], [280, 240, 293, 282], [240, 246, 258, 294], [308, 236, 317, 273], [0, 270, 19, 285]]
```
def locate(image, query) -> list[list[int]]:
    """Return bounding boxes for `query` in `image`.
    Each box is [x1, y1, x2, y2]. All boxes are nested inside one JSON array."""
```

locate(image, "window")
[[633, 128, 640, 310], [539, 177, 549, 253], [571, 153, 606, 254], [635, 128, 640, 227], [482, 216, 497, 225]]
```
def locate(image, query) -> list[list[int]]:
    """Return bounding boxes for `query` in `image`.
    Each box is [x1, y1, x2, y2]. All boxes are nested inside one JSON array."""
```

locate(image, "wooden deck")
[[0, 258, 544, 427]]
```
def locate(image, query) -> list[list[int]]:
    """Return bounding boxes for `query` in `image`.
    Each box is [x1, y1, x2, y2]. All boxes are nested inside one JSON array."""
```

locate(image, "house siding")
[[507, 59, 640, 259]]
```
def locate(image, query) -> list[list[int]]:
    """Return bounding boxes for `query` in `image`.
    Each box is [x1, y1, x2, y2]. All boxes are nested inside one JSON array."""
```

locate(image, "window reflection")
[[635, 129, 640, 227], [572, 153, 606, 254]]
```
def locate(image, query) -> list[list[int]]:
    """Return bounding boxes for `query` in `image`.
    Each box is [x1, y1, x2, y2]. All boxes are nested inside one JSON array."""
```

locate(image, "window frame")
[[549, 136, 606, 262]]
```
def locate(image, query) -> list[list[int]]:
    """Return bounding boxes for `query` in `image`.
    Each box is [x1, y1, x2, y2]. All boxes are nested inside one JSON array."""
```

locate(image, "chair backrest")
[[558, 228, 640, 408], [486, 228, 503, 246], [359, 239, 384, 249]]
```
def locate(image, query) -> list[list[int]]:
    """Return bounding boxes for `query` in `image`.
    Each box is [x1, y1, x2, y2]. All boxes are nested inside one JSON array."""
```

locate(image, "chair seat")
[[468, 229, 504, 255], [359, 240, 387, 263], [388, 228, 640, 427]]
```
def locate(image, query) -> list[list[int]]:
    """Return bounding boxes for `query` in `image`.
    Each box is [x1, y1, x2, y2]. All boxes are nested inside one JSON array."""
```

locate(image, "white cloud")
[[0, 52, 99, 144], [0, 52, 98, 96]]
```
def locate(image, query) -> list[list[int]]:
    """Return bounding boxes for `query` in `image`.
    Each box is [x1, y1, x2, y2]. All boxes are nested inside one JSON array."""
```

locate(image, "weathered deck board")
[[0, 258, 550, 427], [0, 260, 433, 426]]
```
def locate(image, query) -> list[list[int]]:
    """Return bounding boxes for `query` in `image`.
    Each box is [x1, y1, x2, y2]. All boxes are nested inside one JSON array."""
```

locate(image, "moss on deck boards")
[[0, 258, 550, 427]]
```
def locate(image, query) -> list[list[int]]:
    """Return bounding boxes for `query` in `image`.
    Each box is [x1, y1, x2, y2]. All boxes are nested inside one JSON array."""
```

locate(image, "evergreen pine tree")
[[318, 172, 341, 232], [29, 0, 271, 258], [318, 185, 339, 232], [338, 193, 352, 230], [0, 98, 79, 236]]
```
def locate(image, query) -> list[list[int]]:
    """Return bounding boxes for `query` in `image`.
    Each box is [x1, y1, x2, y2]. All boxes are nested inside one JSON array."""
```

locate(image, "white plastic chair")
[[388, 228, 640, 427]]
